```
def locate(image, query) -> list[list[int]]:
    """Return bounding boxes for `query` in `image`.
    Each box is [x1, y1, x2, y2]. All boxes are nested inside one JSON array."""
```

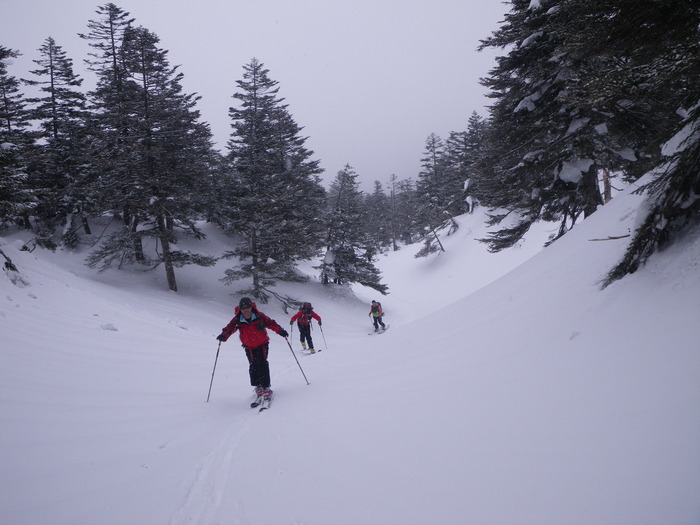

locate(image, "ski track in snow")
[[172, 351, 310, 525], [173, 411, 252, 525]]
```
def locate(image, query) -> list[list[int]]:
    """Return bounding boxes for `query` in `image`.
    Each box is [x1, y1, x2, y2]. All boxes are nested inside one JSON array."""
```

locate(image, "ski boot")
[[251, 386, 265, 408]]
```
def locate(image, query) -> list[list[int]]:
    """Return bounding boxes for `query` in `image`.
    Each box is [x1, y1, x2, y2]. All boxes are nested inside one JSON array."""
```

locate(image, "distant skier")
[[217, 297, 288, 401], [290, 302, 322, 353], [369, 300, 386, 332]]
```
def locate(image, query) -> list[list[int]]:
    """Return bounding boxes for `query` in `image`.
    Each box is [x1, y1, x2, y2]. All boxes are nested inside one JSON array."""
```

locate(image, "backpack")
[[296, 302, 314, 322]]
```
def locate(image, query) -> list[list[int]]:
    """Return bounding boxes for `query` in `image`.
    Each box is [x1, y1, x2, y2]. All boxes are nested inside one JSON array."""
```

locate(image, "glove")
[[278, 328, 289, 338], [216, 332, 227, 342], [318, 322, 322, 326]]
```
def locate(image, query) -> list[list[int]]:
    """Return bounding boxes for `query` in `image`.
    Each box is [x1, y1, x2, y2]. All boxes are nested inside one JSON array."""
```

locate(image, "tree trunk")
[[158, 215, 177, 292], [430, 227, 446, 252], [131, 215, 145, 263], [581, 164, 604, 217], [81, 215, 92, 235], [251, 229, 260, 298], [602, 169, 613, 203]]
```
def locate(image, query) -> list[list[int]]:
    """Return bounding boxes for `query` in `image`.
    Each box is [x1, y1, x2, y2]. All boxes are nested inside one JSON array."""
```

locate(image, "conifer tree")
[[24, 37, 90, 243], [553, 0, 700, 285], [446, 112, 488, 214], [363, 180, 392, 252], [415, 133, 458, 256], [548, 0, 681, 184], [388, 174, 419, 247], [0, 46, 36, 229], [478, 0, 623, 250], [79, 3, 139, 248], [319, 164, 388, 294], [0, 47, 32, 137], [478, 0, 699, 274], [82, 12, 217, 291], [219, 58, 326, 301], [387, 174, 401, 251]]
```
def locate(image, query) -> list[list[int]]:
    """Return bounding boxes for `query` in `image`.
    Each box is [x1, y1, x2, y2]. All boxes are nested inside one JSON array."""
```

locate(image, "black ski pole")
[[206, 341, 221, 402], [284, 337, 310, 385], [319, 323, 328, 350]]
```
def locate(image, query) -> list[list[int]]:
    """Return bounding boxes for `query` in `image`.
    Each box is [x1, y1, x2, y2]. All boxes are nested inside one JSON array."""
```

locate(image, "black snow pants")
[[297, 322, 314, 349], [245, 343, 271, 388]]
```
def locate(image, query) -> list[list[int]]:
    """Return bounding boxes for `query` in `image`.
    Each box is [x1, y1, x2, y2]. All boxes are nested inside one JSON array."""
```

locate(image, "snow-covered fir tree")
[[556, 0, 700, 285], [414, 133, 459, 256], [82, 11, 218, 291], [478, 0, 624, 250], [446, 112, 488, 214], [218, 58, 326, 302], [319, 164, 388, 294], [0, 46, 36, 230], [474, 0, 698, 273], [363, 180, 392, 252], [24, 37, 91, 244], [388, 174, 420, 247], [79, 3, 138, 246], [547, 0, 681, 184]]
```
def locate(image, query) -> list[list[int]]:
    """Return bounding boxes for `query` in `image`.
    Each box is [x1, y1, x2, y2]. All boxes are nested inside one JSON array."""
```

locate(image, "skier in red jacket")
[[290, 302, 322, 353], [217, 297, 288, 400]]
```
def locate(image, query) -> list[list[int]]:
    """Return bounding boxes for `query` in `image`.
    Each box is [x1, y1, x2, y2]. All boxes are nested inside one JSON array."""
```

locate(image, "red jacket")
[[290, 309, 321, 326], [220, 304, 284, 349]]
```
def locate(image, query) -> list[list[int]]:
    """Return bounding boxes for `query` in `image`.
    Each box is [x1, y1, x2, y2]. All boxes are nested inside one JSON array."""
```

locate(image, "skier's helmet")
[[239, 297, 253, 309]]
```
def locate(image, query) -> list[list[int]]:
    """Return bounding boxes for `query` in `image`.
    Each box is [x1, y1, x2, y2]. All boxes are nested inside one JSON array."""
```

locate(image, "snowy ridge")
[[1, 181, 699, 525]]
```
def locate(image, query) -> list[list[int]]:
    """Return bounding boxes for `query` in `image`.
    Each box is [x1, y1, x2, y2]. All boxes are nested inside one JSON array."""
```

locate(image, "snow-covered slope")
[[1, 182, 699, 525]]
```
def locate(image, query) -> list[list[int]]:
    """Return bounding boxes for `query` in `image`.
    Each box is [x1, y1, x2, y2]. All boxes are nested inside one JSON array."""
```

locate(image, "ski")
[[250, 395, 263, 408], [368, 325, 389, 335]]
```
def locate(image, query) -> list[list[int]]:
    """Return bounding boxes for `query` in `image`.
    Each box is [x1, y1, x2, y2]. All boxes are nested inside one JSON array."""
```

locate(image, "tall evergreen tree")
[[549, 0, 683, 183], [478, 0, 698, 274], [550, 0, 700, 285], [83, 17, 218, 291], [79, 3, 138, 239], [318, 164, 387, 294], [478, 0, 632, 250], [24, 37, 91, 243], [415, 133, 459, 256], [388, 174, 420, 247], [25, 38, 86, 142], [0, 46, 36, 229], [218, 58, 326, 301], [0, 47, 32, 137], [363, 180, 392, 252], [446, 112, 488, 214]]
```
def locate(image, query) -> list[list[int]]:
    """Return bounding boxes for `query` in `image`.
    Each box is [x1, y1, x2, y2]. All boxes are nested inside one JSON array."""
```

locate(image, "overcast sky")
[[2, 0, 509, 190]]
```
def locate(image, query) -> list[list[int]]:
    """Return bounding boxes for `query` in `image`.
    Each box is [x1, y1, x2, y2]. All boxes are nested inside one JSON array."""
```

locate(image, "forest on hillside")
[[2, 0, 698, 298]]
